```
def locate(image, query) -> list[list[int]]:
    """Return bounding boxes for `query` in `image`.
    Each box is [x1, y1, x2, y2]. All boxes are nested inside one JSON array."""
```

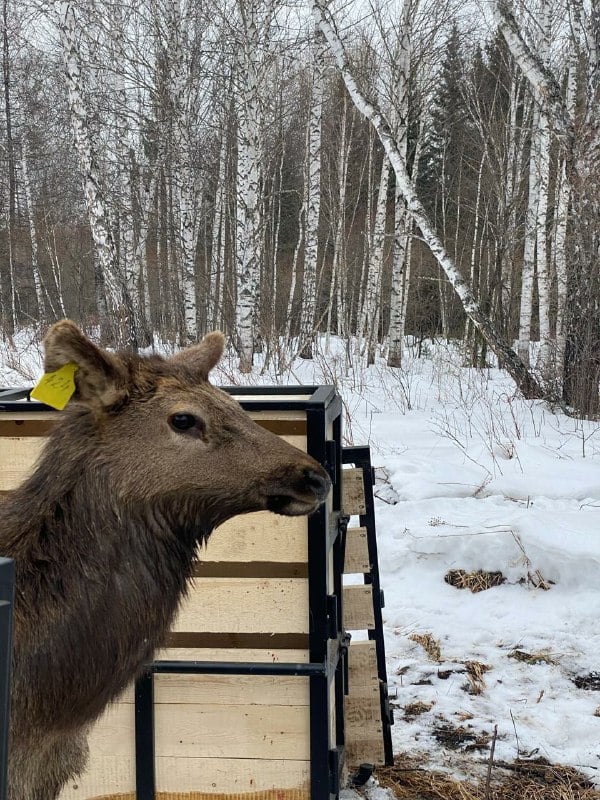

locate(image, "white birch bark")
[[286, 196, 305, 340], [166, 0, 200, 343], [21, 137, 47, 319], [209, 130, 228, 330], [57, 1, 135, 347], [313, 0, 544, 399], [500, 73, 522, 327], [533, 0, 553, 376], [300, 29, 326, 358], [387, 0, 414, 367], [554, 11, 579, 382], [465, 146, 487, 347], [235, 0, 269, 370], [326, 92, 350, 348], [357, 127, 374, 357], [364, 157, 390, 364], [517, 101, 540, 368], [299, 30, 325, 359]]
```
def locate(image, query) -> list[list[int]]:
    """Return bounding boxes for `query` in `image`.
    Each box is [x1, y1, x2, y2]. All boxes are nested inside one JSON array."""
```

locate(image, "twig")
[[510, 710, 520, 756], [485, 724, 498, 800]]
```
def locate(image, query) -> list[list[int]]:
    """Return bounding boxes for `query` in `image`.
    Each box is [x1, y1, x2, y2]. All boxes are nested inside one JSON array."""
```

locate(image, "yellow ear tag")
[[30, 363, 78, 410]]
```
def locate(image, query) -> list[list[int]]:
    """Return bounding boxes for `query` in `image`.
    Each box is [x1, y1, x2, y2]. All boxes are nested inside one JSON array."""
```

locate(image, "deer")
[[0, 320, 331, 800]]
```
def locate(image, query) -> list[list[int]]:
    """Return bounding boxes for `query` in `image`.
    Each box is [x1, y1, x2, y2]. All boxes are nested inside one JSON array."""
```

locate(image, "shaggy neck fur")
[[2, 409, 211, 738]]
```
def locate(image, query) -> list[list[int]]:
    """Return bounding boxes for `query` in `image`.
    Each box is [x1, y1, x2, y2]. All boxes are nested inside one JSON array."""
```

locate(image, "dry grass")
[[376, 754, 600, 800], [409, 633, 442, 662], [444, 570, 505, 593], [463, 662, 491, 695], [526, 569, 552, 590], [508, 649, 557, 666], [404, 701, 435, 719]]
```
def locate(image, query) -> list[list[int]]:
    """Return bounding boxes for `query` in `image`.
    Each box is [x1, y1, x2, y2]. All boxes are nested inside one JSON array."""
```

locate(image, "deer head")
[[40, 320, 331, 534]]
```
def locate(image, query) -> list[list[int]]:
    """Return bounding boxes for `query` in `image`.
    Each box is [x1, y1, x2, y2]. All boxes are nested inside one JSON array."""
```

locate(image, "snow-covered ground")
[[2, 329, 599, 785]]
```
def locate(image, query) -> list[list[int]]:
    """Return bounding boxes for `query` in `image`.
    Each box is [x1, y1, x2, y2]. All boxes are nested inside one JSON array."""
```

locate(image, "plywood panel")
[[88, 702, 309, 760], [343, 585, 374, 630], [0, 437, 45, 490], [343, 527, 369, 574], [173, 578, 309, 634], [342, 469, 366, 516]]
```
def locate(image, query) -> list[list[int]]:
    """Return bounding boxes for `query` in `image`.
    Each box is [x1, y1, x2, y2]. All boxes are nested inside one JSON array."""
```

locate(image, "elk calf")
[[1, 321, 330, 800]]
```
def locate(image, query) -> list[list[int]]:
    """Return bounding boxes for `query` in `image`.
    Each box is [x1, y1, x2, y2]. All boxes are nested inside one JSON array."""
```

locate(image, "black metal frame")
[[0, 384, 346, 800], [342, 447, 394, 767], [0, 558, 14, 800], [131, 386, 345, 800]]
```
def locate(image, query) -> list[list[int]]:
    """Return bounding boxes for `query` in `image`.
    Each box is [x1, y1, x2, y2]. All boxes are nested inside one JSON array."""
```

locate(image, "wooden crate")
[[0, 394, 339, 800]]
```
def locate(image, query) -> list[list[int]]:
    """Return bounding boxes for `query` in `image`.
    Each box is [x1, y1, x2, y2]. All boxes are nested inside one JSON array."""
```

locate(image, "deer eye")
[[169, 413, 203, 434]]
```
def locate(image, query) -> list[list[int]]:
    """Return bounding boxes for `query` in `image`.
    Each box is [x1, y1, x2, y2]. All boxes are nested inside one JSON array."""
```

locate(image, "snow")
[[2, 330, 599, 784]]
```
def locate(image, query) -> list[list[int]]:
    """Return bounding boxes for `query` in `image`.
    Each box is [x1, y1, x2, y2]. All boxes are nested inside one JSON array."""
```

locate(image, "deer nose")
[[303, 467, 331, 501]]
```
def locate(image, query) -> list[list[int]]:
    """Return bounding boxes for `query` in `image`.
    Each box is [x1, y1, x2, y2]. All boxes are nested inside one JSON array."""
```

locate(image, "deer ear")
[[43, 320, 128, 409], [170, 331, 226, 380]]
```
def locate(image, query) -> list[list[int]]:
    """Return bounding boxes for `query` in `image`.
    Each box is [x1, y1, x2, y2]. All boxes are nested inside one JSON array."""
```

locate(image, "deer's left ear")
[[43, 319, 128, 410], [169, 331, 226, 380]]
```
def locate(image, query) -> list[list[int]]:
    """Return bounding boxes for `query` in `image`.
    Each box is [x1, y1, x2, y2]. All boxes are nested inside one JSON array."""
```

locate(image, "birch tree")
[[313, 0, 545, 399], [493, 0, 600, 413], [386, 0, 417, 366], [299, 29, 326, 359], [234, 0, 274, 370], [57, 1, 137, 347]]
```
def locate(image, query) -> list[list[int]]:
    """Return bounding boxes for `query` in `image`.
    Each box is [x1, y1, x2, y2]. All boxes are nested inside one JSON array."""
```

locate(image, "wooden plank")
[[344, 527, 370, 574], [165, 633, 309, 650], [345, 642, 386, 767], [117, 674, 309, 706], [0, 437, 45, 490], [60, 757, 310, 799], [206, 512, 308, 564], [0, 419, 54, 436], [345, 738, 385, 768], [343, 585, 374, 630], [193, 562, 308, 578], [345, 696, 382, 728], [342, 468, 366, 516], [0, 411, 56, 421], [172, 578, 309, 634], [347, 641, 378, 697], [87, 702, 310, 760], [155, 647, 309, 662]]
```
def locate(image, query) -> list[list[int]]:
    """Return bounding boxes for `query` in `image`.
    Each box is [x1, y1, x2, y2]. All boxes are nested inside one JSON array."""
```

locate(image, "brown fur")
[[1, 321, 330, 800]]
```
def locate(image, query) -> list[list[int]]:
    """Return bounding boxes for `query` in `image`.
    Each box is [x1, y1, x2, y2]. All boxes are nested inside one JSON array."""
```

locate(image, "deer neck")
[[4, 443, 209, 734]]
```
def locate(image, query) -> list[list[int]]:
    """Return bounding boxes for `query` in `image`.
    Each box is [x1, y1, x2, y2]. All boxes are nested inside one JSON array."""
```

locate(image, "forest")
[[0, 0, 598, 415]]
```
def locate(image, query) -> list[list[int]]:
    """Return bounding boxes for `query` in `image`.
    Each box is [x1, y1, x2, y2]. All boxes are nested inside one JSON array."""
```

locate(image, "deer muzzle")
[[265, 465, 331, 516]]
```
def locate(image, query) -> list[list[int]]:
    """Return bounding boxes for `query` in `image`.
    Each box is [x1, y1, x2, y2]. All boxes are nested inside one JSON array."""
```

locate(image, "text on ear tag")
[[31, 363, 78, 410]]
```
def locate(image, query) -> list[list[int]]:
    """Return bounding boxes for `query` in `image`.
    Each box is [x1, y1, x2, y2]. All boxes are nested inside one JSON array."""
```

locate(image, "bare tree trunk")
[[210, 130, 228, 330], [2, 0, 16, 333], [57, 1, 136, 348], [364, 157, 389, 364], [299, 30, 325, 359], [21, 138, 47, 320], [534, 0, 552, 376], [314, 0, 544, 399], [517, 100, 540, 368], [235, 2, 266, 371]]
